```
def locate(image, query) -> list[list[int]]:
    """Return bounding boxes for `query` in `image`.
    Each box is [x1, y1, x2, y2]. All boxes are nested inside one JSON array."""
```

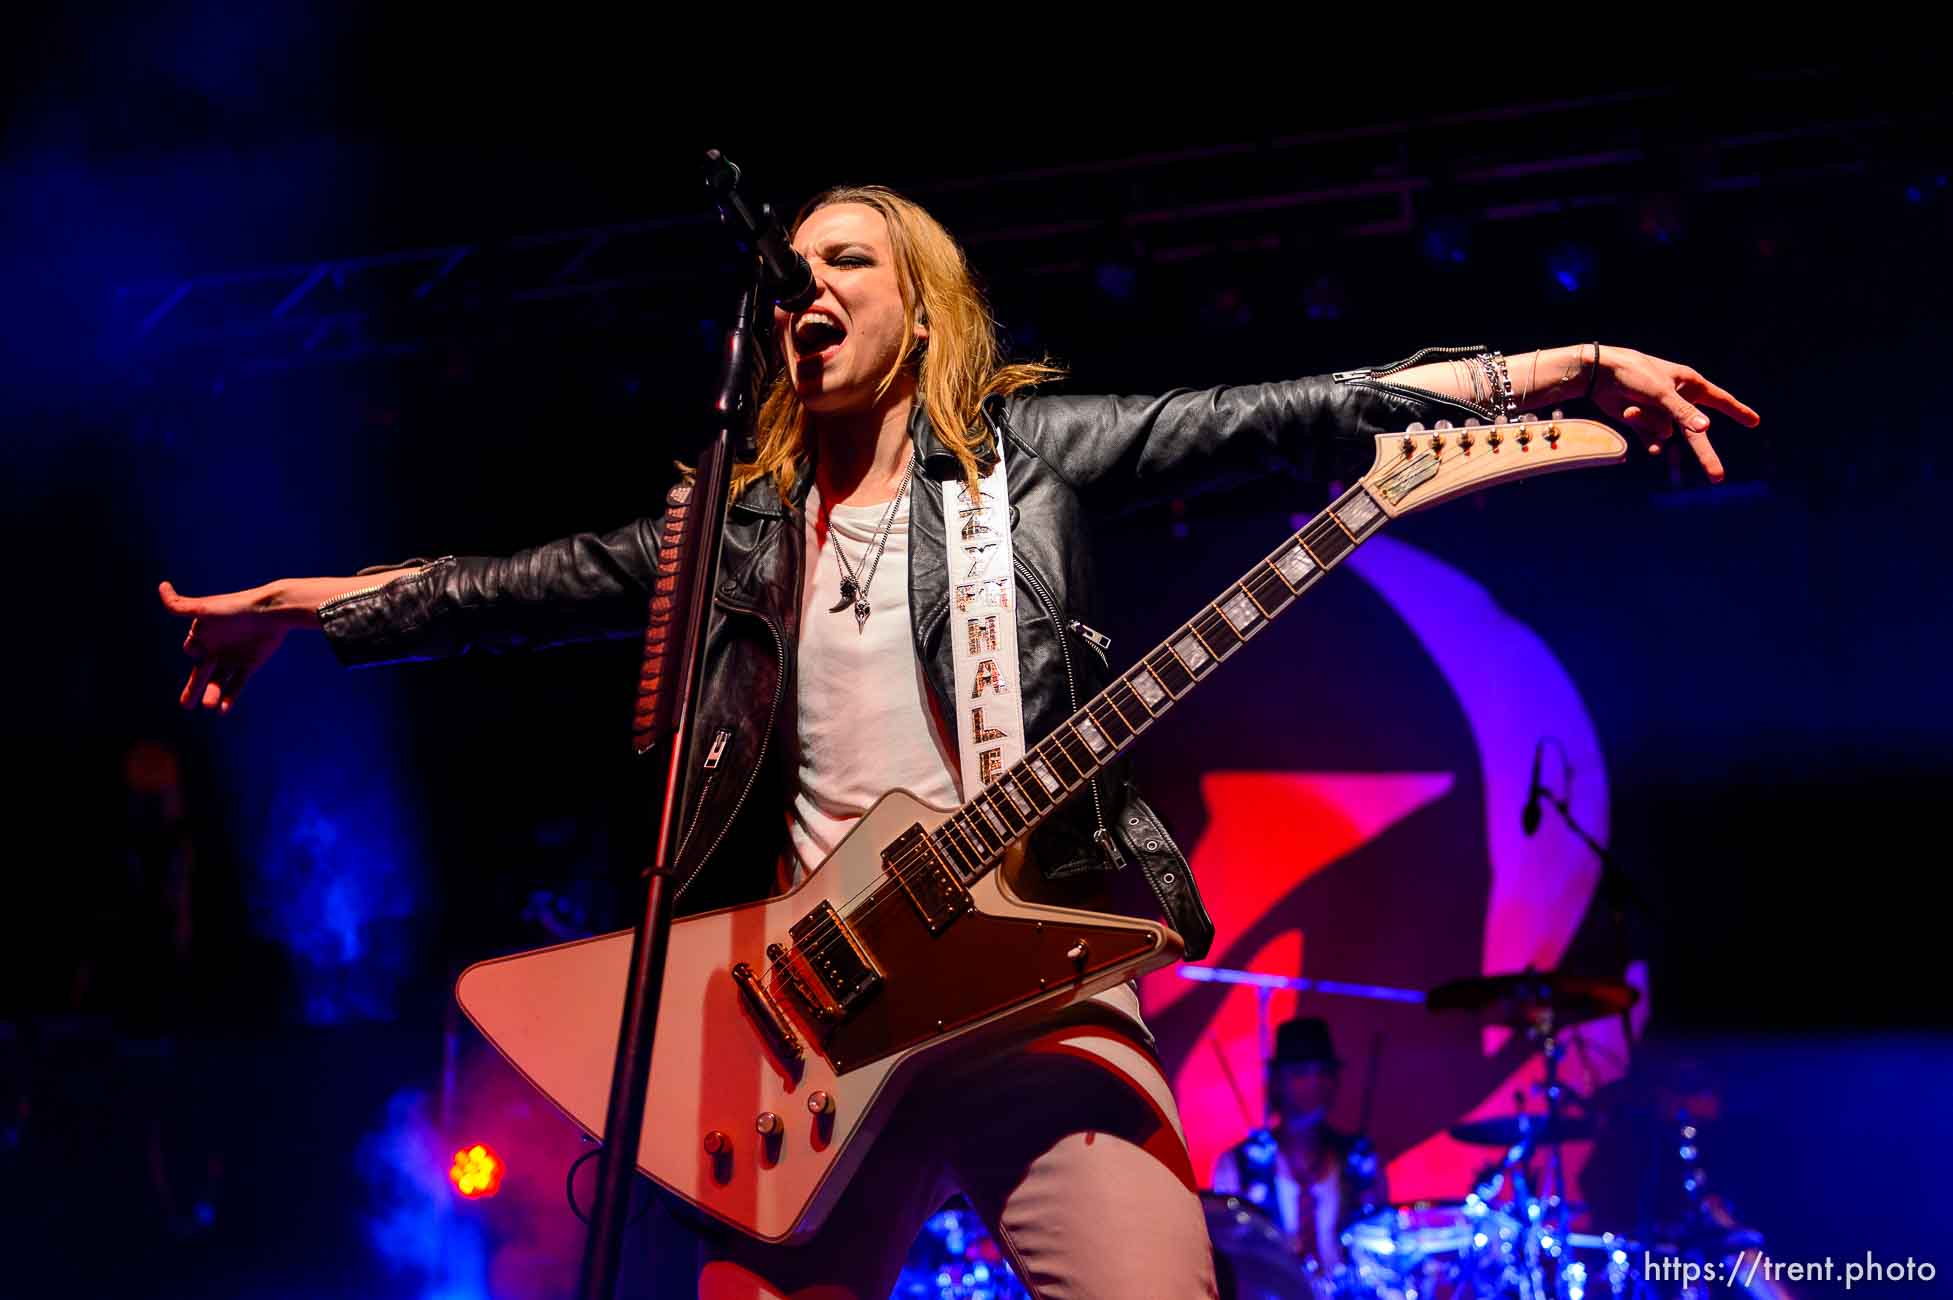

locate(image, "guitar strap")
[[935, 402, 1216, 962], [940, 445, 1026, 797]]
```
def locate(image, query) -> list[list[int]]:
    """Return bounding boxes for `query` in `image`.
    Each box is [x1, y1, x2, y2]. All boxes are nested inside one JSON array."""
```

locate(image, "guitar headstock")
[[1359, 413, 1627, 517]]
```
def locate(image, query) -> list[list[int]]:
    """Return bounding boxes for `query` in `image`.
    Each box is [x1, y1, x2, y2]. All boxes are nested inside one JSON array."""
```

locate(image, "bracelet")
[[1478, 351, 1516, 420], [1583, 342, 1600, 401]]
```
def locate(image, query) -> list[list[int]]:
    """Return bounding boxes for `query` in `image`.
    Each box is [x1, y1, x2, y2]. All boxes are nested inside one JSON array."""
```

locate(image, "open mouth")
[[793, 313, 847, 362]]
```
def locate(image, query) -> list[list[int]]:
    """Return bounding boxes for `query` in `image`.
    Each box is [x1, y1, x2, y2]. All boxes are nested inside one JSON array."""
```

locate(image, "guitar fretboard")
[[925, 479, 1391, 882]]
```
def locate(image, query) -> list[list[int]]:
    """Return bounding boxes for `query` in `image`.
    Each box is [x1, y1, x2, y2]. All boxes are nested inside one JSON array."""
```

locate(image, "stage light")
[[1545, 242, 1594, 295], [448, 1143, 505, 1199], [1420, 218, 1472, 266]]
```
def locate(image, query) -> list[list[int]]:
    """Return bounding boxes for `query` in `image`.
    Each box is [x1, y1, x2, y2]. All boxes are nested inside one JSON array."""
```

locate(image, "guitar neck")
[[926, 478, 1391, 884]]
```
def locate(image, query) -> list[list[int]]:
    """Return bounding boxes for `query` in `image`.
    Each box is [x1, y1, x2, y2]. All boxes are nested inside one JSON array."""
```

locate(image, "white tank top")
[[786, 486, 961, 886]]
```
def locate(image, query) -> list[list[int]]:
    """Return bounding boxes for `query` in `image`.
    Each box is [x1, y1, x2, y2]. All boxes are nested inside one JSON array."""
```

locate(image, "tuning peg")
[[1493, 413, 1508, 425], [1405, 422, 1425, 433], [1552, 408, 1565, 421], [1434, 419, 1453, 430], [1463, 417, 1481, 427]]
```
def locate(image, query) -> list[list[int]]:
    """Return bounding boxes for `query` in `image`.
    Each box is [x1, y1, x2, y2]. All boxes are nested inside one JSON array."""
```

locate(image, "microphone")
[[704, 150, 818, 313], [1521, 736, 1545, 836]]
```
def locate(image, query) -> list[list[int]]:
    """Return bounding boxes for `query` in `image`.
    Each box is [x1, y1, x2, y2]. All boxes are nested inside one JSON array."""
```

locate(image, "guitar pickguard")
[[813, 873, 1161, 1072]]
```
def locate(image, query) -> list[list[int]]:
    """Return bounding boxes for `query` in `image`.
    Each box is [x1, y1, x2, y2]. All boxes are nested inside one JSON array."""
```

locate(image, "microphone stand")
[[1534, 766, 1650, 1085], [574, 154, 772, 1300]]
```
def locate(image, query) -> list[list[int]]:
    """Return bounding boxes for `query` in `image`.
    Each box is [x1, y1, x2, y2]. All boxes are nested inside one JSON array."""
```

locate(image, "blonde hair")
[[731, 185, 1063, 502]]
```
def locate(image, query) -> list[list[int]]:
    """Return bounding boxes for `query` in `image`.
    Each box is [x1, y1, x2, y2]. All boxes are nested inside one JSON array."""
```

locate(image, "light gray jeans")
[[692, 983, 1218, 1299]]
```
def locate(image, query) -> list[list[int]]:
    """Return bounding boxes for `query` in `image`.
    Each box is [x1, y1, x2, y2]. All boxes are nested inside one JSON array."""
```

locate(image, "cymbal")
[[1199, 1191, 1285, 1247], [1425, 971, 1637, 1029], [1448, 1112, 1596, 1147]]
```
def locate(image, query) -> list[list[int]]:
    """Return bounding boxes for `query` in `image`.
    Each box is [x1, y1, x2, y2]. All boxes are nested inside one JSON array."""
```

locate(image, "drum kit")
[[1201, 967, 1787, 1300], [890, 964, 1785, 1300], [892, 1205, 1025, 1300]]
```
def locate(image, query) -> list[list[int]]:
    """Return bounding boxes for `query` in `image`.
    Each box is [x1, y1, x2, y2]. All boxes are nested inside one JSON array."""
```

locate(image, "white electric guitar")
[[455, 414, 1628, 1242]]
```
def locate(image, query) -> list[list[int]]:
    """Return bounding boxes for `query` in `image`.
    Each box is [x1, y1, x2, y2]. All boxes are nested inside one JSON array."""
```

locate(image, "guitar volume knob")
[[807, 1091, 835, 1117], [755, 1112, 782, 1137], [703, 1130, 730, 1155]]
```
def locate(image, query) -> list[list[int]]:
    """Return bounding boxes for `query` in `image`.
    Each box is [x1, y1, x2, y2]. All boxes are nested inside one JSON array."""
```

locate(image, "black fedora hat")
[[1269, 1016, 1342, 1068]]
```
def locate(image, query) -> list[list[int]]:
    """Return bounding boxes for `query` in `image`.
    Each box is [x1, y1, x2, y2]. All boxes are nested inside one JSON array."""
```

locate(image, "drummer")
[[1211, 1017, 1389, 1270]]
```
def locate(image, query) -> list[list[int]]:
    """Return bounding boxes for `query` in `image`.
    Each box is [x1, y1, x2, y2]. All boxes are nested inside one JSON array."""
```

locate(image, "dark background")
[[3, 13, 1948, 1297]]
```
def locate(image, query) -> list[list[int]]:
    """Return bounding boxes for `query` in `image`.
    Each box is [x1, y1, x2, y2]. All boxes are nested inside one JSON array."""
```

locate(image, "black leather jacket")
[[318, 349, 1489, 959]]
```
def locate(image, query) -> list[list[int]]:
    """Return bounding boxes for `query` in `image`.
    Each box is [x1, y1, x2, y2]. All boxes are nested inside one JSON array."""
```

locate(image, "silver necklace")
[[828, 470, 912, 629]]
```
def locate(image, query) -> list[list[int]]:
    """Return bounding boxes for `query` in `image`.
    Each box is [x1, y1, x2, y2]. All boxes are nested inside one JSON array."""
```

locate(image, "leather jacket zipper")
[[1333, 344, 1499, 423], [702, 728, 731, 769], [674, 609, 787, 901], [1014, 555, 1121, 867], [1066, 619, 1112, 670], [670, 727, 734, 864], [1332, 343, 1487, 384], [316, 556, 456, 614], [671, 773, 717, 863]]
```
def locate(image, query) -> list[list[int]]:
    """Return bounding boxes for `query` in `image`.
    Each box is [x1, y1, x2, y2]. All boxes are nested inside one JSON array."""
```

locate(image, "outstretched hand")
[[1591, 346, 1761, 484], [157, 580, 311, 713]]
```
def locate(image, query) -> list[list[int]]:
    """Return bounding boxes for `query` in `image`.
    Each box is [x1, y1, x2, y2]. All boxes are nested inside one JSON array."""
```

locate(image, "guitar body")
[[454, 416, 1628, 1245], [455, 788, 1180, 1243]]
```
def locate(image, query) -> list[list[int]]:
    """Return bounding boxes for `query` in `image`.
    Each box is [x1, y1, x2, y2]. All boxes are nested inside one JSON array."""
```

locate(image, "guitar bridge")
[[774, 902, 884, 1022], [730, 960, 804, 1064]]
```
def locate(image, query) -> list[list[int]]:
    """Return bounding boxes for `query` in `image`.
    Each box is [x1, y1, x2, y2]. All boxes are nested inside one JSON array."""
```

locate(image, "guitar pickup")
[[776, 902, 884, 1022], [883, 823, 972, 934]]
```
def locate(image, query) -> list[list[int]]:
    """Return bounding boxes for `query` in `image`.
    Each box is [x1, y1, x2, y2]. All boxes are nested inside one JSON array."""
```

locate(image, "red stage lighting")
[[448, 1142, 505, 1198]]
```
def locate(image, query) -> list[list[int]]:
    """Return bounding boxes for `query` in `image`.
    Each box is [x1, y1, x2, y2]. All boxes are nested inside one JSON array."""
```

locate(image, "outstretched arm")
[[1389, 344, 1760, 483]]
